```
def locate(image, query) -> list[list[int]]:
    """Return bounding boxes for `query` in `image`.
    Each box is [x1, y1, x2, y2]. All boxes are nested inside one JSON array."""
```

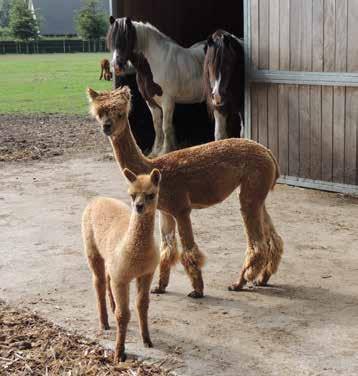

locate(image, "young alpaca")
[[99, 58, 113, 81], [82, 168, 161, 362], [87, 86, 284, 299]]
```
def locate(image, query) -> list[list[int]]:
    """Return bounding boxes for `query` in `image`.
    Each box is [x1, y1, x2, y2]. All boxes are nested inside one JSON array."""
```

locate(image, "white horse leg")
[[147, 103, 163, 157], [160, 99, 176, 154], [213, 110, 228, 140]]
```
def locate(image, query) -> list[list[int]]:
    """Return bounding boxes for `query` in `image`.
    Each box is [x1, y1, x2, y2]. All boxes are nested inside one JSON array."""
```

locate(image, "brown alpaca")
[[99, 58, 113, 81], [87, 86, 284, 299], [82, 168, 161, 362]]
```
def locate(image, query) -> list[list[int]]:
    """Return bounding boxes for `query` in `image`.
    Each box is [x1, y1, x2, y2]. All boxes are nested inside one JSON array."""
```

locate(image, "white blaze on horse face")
[[211, 73, 222, 97]]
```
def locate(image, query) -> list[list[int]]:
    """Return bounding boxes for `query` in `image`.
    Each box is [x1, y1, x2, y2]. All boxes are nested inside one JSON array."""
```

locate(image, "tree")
[[0, 0, 11, 27], [9, 0, 39, 40], [74, 0, 107, 40]]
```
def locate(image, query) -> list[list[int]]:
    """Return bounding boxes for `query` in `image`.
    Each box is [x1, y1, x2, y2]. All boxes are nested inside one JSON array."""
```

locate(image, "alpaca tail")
[[267, 148, 281, 190]]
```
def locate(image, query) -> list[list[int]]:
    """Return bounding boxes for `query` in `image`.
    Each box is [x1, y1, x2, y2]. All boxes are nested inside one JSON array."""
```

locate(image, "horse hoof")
[[151, 286, 166, 294], [188, 290, 204, 299]]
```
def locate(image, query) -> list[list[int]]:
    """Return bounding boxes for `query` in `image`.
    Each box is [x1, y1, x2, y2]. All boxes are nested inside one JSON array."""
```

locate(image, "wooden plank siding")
[[250, 84, 358, 185], [251, 0, 356, 73]]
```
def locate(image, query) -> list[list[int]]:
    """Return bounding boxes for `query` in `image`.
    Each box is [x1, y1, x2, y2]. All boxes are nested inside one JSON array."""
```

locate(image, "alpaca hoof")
[[143, 339, 153, 348], [228, 284, 243, 291], [115, 351, 127, 363], [101, 323, 110, 330], [151, 286, 166, 294], [188, 290, 204, 299]]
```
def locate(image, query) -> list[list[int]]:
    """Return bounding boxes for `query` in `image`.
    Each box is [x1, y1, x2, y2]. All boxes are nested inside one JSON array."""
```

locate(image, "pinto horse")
[[107, 16, 226, 156], [204, 30, 245, 139]]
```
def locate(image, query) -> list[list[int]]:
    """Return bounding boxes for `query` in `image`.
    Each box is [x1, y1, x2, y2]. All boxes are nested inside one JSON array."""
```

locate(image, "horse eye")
[[146, 193, 155, 200]]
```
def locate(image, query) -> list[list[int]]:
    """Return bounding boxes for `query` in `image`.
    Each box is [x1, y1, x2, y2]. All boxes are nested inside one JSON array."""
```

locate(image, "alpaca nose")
[[136, 203, 144, 213], [103, 122, 112, 135]]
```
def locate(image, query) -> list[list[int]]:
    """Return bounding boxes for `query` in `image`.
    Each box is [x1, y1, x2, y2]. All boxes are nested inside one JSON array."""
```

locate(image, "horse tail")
[[267, 148, 281, 190]]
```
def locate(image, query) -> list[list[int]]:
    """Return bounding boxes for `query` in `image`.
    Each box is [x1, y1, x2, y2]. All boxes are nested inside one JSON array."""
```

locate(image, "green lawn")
[[0, 53, 113, 115]]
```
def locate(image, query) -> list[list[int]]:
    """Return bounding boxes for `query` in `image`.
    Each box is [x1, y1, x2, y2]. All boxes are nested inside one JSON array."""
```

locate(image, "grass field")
[[0, 53, 113, 115]]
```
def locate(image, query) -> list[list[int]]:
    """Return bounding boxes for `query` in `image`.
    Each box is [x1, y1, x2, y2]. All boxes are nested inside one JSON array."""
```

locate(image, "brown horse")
[[99, 58, 113, 81], [203, 30, 245, 139]]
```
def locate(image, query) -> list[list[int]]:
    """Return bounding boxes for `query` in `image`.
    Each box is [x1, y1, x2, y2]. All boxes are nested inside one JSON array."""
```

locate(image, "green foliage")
[[0, 26, 11, 39], [0, 53, 112, 114], [74, 0, 107, 40], [9, 0, 39, 41], [0, 0, 11, 27]]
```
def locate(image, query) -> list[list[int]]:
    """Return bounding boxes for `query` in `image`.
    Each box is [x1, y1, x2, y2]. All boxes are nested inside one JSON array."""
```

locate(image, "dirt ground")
[[1, 115, 358, 376]]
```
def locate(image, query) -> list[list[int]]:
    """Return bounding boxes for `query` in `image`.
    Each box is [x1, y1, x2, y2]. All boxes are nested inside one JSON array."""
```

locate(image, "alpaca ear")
[[109, 16, 115, 25], [123, 168, 137, 183], [87, 88, 99, 102], [150, 169, 161, 186]]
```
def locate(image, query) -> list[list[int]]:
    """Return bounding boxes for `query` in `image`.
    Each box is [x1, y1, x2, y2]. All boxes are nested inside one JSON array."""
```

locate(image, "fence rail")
[[0, 39, 108, 54]]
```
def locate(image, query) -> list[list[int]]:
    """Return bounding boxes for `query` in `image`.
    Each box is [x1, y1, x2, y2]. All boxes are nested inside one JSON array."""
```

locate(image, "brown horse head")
[[203, 30, 245, 114], [107, 16, 137, 73]]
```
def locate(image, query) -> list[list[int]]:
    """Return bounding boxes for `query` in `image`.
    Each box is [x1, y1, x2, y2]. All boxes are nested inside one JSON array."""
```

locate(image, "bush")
[[9, 0, 39, 41]]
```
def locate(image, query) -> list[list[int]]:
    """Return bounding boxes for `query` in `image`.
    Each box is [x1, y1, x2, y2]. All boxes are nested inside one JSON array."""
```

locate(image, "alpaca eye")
[[146, 193, 155, 201], [130, 194, 136, 200]]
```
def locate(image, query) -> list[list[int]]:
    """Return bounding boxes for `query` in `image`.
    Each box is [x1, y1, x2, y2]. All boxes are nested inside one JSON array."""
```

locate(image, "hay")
[[0, 300, 175, 375]]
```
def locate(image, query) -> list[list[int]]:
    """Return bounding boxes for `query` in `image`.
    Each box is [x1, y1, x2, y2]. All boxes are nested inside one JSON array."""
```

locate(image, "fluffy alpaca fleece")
[[82, 168, 161, 362], [87, 86, 284, 299]]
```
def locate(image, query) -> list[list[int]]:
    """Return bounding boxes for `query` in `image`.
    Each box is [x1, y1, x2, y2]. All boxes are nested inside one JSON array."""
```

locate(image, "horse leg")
[[151, 211, 179, 294], [255, 205, 284, 286], [161, 99, 176, 154], [147, 103, 163, 157], [176, 210, 206, 298], [213, 109, 228, 140]]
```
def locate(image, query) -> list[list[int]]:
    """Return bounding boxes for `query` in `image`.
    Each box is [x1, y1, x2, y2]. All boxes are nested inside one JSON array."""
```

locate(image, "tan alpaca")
[[87, 86, 284, 299], [99, 58, 113, 81], [82, 168, 161, 362]]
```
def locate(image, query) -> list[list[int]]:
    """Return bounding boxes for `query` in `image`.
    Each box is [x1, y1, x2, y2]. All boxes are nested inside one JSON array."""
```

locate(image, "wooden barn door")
[[244, 0, 358, 194]]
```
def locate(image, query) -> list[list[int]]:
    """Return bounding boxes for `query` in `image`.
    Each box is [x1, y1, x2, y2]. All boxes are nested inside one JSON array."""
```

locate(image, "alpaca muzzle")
[[103, 123, 112, 136]]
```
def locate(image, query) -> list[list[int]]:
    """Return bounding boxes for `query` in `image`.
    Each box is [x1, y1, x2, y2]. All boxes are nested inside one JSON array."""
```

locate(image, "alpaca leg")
[[176, 211, 206, 298], [161, 99, 176, 154], [111, 282, 130, 363], [107, 274, 116, 313], [87, 255, 109, 330], [152, 211, 179, 294], [136, 273, 154, 347], [99, 68, 103, 80], [229, 202, 268, 291], [147, 104, 163, 157], [213, 109, 228, 140], [255, 206, 284, 286]]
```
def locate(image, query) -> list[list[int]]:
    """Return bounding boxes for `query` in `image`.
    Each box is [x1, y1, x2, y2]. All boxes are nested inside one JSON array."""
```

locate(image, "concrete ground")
[[1, 154, 358, 376]]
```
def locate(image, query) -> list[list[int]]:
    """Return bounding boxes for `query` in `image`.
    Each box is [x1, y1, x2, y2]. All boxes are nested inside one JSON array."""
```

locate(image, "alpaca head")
[[87, 86, 131, 137], [123, 168, 161, 215]]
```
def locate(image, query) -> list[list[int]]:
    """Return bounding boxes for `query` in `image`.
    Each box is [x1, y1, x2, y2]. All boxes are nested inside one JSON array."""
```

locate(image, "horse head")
[[107, 16, 137, 75], [203, 30, 244, 111]]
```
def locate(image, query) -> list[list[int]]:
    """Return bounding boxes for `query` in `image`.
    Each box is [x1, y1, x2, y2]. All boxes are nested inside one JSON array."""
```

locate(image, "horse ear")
[[123, 168, 137, 183], [207, 35, 214, 47], [109, 16, 115, 24], [126, 17, 132, 25], [150, 169, 161, 187], [87, 88, 99, 102], [223, 34, 230, 46]]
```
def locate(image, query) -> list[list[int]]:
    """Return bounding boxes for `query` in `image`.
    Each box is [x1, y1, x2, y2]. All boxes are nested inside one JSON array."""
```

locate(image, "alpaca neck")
[[109, 121, 151, 173], [126, 210, 156, 249]]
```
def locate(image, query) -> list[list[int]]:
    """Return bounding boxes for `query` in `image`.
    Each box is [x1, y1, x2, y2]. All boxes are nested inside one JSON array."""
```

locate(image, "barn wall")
[[251, 83, 358, 186], [250, 0, 358, 73]]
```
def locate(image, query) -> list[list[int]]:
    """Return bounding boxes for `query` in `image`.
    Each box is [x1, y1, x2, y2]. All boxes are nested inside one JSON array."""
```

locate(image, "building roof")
[[31, 0, 109, 36]]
